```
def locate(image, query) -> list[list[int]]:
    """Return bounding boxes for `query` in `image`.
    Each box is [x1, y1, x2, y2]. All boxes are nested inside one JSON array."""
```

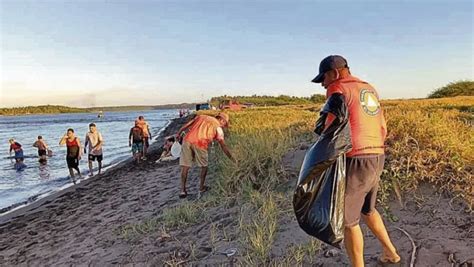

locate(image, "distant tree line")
[[0, 103, 198, 116], [428, 80, 473, 98], [0, 105, 86, 116], [0, 95, 327, 116], [209, 94, 326, 107]]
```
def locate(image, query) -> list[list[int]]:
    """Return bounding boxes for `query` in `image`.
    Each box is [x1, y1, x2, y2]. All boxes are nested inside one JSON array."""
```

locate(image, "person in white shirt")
[[84, 123, 104, 176]]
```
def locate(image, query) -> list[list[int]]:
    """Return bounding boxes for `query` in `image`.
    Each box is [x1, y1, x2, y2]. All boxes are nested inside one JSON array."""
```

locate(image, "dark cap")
[[311, 55, 349, 83]]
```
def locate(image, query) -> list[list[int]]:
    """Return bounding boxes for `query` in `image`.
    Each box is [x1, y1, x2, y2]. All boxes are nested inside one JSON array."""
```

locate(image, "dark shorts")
[[38, 149, 47, 157], [66, 157, 79, 169], [344, 154, 385, 227], [144, 138, 149, 147], [88, 154, 103, 162]]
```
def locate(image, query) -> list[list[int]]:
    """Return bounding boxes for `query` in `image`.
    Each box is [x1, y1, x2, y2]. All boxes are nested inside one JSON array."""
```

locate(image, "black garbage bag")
[[293, 93, 352, 248]]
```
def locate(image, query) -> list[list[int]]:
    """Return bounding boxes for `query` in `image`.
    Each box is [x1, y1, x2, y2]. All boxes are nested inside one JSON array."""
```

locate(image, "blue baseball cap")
[[311, 55, 349, 83]]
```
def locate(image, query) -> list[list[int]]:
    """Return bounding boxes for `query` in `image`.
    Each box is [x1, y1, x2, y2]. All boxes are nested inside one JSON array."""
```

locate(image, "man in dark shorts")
[[129, 121, 144, 163], [84, 123, 104, 176], [312, 55, 400, 266], [59, 128, 82, 183], [33, 135, 49, 161]]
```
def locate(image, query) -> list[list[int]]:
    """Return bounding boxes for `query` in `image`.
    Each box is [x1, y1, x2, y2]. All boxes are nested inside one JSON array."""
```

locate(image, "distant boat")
[[97, 111, 104, 118]]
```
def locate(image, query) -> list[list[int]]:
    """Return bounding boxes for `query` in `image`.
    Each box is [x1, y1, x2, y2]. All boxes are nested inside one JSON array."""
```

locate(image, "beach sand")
[[0, 119, 472, 266]]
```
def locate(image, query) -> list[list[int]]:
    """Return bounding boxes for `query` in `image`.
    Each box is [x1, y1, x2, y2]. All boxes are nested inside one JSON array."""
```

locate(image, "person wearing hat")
[[312, 55, 400, 266], [176, 112, 235, 198]]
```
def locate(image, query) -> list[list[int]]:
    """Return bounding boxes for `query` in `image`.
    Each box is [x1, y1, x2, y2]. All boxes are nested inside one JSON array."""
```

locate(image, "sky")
[[0, 0, 472, 108]]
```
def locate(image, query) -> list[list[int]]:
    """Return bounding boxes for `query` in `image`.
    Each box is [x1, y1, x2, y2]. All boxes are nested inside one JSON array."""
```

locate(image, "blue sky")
[[1, 0, 472, 107]]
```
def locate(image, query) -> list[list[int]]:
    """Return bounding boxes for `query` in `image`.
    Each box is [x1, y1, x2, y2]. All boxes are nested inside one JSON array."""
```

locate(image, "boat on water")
[[97, 111, 104, 118]]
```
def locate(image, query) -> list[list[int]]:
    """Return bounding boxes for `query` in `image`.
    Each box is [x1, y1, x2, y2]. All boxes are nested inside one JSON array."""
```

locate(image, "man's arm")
[[147, 125, 152, 139], [76, 138, 82, 159], [43, 140, 49, 150], [33, 141, 38, 148], [59, 135, 67, 146], [129, 129, 133, 146], [217, 139, 236, 162], [84, 135, 89, 153]]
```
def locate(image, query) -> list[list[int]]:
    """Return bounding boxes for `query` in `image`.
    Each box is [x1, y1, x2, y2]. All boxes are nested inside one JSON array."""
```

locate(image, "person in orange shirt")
[[312, 55, 400, 267], [176, 112, 235, 198], [136, 116, 151, 160]]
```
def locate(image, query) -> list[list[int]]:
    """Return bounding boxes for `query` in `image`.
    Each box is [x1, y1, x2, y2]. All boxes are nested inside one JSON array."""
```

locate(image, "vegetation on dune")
[[380, 96, 473, 210], [120, 96, 473, 264], [208, 96, 473, 263], [428, 80, 474, 98]]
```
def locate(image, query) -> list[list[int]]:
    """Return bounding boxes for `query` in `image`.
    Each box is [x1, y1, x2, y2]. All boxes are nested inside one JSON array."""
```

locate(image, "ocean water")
[[0, 110, 177, 212]]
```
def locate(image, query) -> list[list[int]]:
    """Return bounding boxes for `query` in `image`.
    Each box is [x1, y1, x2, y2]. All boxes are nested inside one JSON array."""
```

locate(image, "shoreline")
[[0, 116, 186, 224]]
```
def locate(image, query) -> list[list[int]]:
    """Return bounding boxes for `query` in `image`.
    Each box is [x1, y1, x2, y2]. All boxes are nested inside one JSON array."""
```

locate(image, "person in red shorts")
[[312, 55, 400, 266]]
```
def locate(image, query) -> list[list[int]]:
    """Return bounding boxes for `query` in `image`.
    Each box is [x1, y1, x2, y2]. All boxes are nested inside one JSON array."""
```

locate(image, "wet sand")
[[0, 123, 473, 266], [0, 116, 199, 266]]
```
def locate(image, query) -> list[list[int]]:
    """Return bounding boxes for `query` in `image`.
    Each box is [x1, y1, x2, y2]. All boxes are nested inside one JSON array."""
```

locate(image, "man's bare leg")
[[181, 166, 190, 194], [98, 160, 102, 175], [199, 166, 208, 191], [88, 160, 94, 176], [344, 224, 365, 267], [68, 168, 75, 178], [362, 210, 400, 262]]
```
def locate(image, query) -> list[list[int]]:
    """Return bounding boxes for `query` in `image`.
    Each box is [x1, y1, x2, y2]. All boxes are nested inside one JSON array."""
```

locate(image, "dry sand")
[[0, 121, 472, 266]]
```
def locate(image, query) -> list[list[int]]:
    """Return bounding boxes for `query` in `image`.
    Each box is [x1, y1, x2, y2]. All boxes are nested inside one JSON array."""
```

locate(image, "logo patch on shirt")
[[360, 89, 380, 116]]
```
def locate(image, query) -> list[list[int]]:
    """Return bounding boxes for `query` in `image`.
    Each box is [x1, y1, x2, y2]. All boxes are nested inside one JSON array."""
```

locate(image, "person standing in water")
[[9, 138, 24, 165], [59, 128, 82, 183], [33, 136, 49, 162], [136, 116, 151, 160], [84, 123, 104, 176]]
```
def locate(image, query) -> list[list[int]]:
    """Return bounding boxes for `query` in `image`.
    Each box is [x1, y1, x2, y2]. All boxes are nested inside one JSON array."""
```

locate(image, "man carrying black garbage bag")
[[310, 55, 400, 266]]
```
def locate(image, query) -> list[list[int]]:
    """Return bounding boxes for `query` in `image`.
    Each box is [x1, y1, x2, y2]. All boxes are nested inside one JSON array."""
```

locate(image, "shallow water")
[[0, 110, 177, 211]]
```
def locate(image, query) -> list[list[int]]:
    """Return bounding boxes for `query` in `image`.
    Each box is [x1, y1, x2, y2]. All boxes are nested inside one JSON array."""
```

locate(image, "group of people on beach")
[[5, 55, 402, 266], [7, 116, 152, 184]]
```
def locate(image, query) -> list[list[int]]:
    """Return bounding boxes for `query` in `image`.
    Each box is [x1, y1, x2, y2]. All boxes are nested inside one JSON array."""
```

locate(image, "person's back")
[[130, 126, 143, 143], [129, 125, 144, 163], [326, 75, 386, 157], [33, 136, 48, 160], [184, 115, 222, 149], [33, 140, 47, 151]]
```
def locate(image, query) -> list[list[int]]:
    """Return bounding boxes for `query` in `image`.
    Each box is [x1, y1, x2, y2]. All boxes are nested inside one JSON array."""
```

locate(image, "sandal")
[[199, 186, 210, 193], [179, 191, 188, 199], [377, 256, 402, 267]]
